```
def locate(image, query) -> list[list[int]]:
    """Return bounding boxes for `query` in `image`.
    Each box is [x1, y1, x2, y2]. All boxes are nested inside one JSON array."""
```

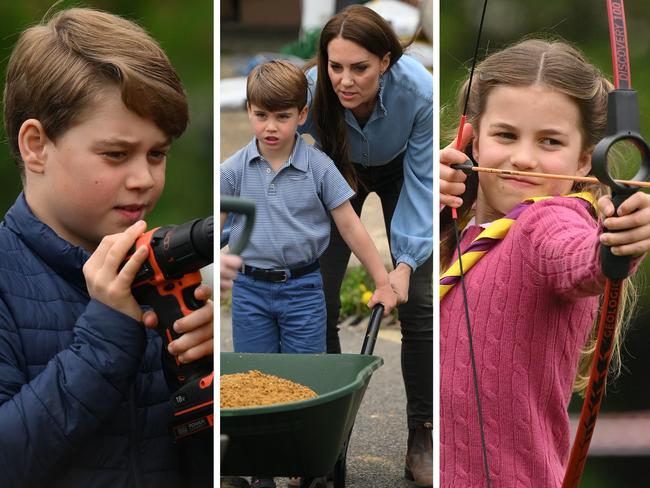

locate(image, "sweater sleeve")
[[513, 198, 621, 299], [0, 298, 146, 487]]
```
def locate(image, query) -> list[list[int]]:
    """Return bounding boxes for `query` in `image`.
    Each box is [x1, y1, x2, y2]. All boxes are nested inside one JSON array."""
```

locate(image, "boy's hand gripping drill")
[[129, 217, 215, 442]]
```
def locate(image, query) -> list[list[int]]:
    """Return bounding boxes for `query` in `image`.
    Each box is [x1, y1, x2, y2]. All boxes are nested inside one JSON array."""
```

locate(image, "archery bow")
[[562, 1, 650, 486], [446, 1, 650, 486]]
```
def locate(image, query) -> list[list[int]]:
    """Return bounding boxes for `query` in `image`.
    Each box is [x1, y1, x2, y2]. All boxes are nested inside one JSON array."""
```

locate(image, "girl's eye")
[[495, 132, 516, 140], [354, 65, 367, 72], [329, 64, 342, 72], [541, 137, 562, 146]]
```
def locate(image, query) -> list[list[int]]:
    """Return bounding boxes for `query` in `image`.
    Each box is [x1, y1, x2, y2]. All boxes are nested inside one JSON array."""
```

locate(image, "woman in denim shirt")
[[300, 5, 433, 486]]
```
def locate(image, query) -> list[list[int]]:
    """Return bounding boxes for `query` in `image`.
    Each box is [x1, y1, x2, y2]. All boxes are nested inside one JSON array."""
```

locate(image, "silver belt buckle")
[[278, 270, 288, 282]]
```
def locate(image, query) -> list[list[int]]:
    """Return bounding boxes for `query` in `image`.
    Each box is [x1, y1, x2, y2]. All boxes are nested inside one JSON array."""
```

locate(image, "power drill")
[[129, 216, 214, 442]]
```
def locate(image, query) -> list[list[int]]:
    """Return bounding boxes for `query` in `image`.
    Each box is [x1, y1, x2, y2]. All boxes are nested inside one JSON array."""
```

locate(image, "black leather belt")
[[241, 262, 319, 283]]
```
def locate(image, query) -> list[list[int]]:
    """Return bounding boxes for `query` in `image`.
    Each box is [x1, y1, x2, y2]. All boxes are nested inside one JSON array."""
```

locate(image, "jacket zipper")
[[129, 383, 144, 488]]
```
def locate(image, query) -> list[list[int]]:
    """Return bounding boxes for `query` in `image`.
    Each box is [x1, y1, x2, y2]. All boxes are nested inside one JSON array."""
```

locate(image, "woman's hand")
[[83, 220, 148, 321], [143, 284, 214, 364], [388, 262, 412, 305], [440, 122, 474, 208], [368, 282, 397, 316], [598, 192, 650, 257]]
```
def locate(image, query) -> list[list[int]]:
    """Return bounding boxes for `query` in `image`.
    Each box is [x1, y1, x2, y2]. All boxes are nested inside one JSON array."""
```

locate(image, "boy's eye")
[[149, 150, 168, 161], [103, 151, 126, 160]]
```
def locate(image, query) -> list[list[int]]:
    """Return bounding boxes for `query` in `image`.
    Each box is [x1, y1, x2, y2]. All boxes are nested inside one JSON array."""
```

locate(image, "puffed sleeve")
[[390, 99, 433, 270]]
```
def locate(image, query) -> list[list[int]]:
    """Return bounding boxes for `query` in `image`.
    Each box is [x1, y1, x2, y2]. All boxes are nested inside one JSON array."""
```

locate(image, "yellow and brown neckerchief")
[[440, 192, 596, 300]]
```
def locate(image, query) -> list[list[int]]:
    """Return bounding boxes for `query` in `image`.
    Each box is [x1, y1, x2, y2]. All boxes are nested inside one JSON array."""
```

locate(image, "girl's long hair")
[[308, 5, 413, 190], [441, 38, 637, 394]]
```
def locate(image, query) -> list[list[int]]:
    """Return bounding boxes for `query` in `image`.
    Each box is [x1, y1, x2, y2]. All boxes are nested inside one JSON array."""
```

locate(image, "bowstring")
[[450, 0, 492, 485]]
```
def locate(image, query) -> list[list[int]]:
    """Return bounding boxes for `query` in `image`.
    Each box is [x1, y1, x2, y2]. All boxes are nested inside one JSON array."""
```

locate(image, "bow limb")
[[562, 1, 650, 486]]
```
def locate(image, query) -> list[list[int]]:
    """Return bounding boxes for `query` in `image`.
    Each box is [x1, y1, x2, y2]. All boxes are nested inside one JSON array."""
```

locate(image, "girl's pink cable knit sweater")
[[441, 197, 611, 487]]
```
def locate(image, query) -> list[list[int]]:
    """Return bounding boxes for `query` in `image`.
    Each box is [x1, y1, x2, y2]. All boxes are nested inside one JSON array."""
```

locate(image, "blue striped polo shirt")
[[220, 135, 355, 269]]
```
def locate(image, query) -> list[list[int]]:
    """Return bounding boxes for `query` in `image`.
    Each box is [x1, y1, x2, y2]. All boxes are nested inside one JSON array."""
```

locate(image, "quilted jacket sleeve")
[[0, 298, 147, 487]]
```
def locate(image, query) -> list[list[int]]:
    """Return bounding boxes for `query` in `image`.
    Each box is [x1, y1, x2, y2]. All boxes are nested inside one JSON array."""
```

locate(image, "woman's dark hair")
[[310, 5, 408, 189]]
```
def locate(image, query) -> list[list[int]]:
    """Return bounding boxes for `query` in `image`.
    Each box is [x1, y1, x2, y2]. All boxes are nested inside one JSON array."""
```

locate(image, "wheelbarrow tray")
[[220, 352, 383, 477]]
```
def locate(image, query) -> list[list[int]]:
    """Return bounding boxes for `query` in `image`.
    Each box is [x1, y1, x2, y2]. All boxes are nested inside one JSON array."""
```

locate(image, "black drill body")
[[131, 216, 214, 441]]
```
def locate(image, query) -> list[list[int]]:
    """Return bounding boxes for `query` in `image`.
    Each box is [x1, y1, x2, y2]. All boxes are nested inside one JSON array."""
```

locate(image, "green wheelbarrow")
[[221, 305, 385, 488]]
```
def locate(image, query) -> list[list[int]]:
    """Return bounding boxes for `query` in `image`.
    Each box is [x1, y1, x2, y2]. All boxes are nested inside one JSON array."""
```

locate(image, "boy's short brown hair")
[[3, 8, 189, 179], [246, 60, 307, 112]]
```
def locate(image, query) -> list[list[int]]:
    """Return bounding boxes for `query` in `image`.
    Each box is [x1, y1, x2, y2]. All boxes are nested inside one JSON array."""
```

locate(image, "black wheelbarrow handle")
[[361, 304, 384, 356], [220, 196, 256, 255]]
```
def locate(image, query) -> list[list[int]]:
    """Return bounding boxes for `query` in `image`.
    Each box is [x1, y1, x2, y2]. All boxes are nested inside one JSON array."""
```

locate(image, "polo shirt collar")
[[287, 134, 308, 172], [244, 134, 308, 172]]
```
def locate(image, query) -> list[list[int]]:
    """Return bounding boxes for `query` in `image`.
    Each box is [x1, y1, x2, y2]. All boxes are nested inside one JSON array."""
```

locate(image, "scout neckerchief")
[[440, 192, 596, 300]]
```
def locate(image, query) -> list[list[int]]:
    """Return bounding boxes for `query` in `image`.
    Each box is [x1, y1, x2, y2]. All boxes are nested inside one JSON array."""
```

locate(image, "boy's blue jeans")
[[231, 269, 326, 353]]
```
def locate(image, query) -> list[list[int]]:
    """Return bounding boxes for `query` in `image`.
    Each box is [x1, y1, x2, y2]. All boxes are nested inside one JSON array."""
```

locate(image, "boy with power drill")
[[0, 8, 213, 488]]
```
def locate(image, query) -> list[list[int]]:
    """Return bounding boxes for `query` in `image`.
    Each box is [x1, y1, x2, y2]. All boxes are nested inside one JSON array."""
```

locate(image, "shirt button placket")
[[265, 165, 276, 195], [362, 138, 370, 167]]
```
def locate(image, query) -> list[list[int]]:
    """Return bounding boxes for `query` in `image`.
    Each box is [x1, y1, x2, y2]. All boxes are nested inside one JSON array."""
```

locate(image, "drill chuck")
[[145, 216, 213, 280]]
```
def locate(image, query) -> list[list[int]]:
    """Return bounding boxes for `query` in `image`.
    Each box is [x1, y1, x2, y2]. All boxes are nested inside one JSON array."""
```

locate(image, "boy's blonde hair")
[[3, 8, 189, 181], [246, 60, 307, 112]]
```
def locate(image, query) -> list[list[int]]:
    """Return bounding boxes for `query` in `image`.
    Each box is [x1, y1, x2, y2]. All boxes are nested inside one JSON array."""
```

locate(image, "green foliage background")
[[442, 1, 650, 484], [0, 0, 213, 226]]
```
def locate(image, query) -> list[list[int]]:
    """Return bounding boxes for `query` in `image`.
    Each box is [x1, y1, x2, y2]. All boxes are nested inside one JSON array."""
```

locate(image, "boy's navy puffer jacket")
[[0, 194, 183, 488]]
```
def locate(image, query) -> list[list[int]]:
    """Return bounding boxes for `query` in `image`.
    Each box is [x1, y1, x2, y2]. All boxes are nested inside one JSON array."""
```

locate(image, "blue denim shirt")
[[300, 54, 433, 270]]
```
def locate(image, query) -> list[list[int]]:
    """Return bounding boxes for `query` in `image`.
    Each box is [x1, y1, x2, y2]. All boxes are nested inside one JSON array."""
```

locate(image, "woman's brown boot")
[[404, 422, 433, 487]]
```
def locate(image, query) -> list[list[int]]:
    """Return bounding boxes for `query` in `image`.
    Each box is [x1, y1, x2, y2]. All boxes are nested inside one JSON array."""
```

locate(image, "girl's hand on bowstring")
[[440, 122, 474, 208], [598, 191, 650, 256]]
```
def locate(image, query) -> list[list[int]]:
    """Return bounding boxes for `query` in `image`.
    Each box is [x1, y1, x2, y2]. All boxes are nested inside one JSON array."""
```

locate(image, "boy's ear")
[[18, 119, 49, 175], [298, 105, 308, 125]]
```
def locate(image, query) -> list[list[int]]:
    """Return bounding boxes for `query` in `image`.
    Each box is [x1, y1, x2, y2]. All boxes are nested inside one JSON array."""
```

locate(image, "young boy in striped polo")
[[220, 60, 396, 356]]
